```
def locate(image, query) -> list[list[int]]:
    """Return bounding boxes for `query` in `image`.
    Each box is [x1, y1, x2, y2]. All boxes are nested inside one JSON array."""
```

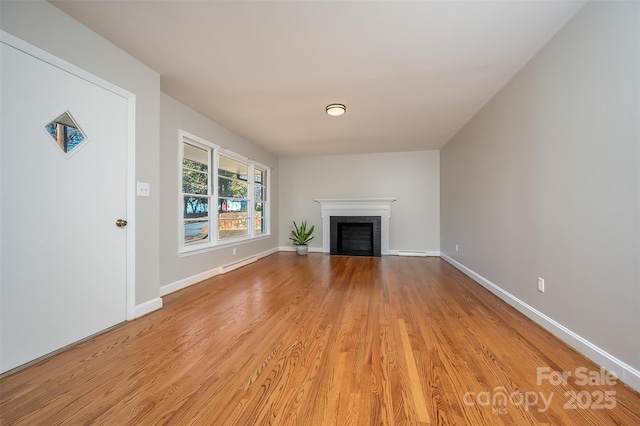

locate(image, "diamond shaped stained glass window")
[[44, 111, 87, 156]]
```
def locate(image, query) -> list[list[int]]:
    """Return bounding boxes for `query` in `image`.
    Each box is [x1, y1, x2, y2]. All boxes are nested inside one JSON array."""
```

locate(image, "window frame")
[[179, 130, 270, 255], [181, 139, 213, 247], [253, 165, 267, 237]]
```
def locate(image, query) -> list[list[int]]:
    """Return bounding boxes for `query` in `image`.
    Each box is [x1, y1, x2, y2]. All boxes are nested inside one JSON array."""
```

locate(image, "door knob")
[[116, 219, 128, 228]]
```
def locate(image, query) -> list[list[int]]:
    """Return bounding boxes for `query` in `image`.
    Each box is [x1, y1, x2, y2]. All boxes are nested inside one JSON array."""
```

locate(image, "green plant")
[[289, 220, 315, 246]]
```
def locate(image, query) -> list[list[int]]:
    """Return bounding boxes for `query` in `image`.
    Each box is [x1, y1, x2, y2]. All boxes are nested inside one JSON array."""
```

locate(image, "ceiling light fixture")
[[326, 103, 346, 116]]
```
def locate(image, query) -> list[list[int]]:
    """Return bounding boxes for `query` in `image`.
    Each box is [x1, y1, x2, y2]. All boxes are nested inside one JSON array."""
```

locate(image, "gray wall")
[[1, 1, 161, 306], [279, 150, 440, 253], [441, 1, 639, 371], [159, 93, 279, 287]]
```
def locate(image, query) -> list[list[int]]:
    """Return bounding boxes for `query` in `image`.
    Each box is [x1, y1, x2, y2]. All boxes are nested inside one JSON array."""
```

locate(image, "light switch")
[[137, 182, 150, 197]]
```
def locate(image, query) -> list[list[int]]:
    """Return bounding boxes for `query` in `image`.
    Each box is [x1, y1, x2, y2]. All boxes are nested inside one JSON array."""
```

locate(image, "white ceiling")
[[51, 0, 586, 157]]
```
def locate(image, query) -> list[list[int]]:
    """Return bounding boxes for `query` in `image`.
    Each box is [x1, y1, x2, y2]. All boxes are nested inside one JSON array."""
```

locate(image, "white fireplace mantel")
[[314, 198, 396, 254]]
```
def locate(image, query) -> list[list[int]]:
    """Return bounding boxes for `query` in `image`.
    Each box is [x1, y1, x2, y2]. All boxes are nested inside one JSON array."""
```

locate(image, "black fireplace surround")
[[330, 216, 381, 257]]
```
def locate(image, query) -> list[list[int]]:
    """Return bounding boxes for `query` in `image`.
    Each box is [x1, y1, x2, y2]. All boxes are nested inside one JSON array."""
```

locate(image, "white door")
[[0, 42, 129, 373]]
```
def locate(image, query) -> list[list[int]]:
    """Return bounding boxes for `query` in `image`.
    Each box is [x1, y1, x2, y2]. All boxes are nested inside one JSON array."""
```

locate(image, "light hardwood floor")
[[1, 253, 639, 425]]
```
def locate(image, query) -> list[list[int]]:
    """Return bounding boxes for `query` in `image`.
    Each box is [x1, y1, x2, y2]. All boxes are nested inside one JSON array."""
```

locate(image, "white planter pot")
[[296, 245, 309, 255]]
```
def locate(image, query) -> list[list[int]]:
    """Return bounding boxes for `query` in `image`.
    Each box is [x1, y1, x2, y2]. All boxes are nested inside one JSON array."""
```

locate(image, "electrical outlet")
[[538, 277, 545, 293], [232, 248, 236, 255], [455, 244, 459, 252]]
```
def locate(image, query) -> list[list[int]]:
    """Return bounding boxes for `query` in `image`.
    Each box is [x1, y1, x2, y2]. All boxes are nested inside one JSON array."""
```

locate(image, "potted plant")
[[289, 220, 315, 255]]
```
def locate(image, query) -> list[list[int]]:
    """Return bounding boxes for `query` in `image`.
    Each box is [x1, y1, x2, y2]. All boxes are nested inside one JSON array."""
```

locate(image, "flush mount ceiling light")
[[326, 103, 346, 116]]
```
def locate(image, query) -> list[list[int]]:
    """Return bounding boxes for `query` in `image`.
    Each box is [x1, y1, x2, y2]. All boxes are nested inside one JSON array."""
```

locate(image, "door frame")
[[1, 30, 137, 320]]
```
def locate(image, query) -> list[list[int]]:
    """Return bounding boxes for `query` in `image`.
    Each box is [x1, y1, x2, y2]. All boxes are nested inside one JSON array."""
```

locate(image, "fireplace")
[[330, 216, 381, 256], [315, 198, 396, 255]]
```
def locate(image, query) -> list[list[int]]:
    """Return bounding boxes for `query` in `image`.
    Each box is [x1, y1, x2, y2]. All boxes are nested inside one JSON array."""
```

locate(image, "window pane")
[[255, 203, 265, 234], [44, 111, 87, 155], [219, 199, 248, 213], [218, 177, 247, 198], [254, 184, 264, 201], [183, 170, 208, 195], [218, 156, 248, 180], [184, 220, 210, 244], [184, 196, 209, 218], [218, 209, 249, 240], [254, 169, 265, 184], [184, 144, 209, 172], [183, 143, 209, 195]]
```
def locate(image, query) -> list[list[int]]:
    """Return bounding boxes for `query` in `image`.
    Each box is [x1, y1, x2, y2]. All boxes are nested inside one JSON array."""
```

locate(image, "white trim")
[[220, 256, 257, 274], [314, 198, 397, 205], [278, 246, 325, 253], [314, 198, 396, 255], [160, 266, 223, 297], [278, 246, 440, 257], [278, 247, 441, 257], [160, 247, 279, 296], [257, 246, 279, 259], [125, 95, 137, 320], [440, 253, 640, 393], [1, 30, 137, 321], [219, 147, 270, 171], [395, 250, 440, 257], [178, 234, 272, 257], [134, 297, 163, 319], [179, 133, 214, 252]]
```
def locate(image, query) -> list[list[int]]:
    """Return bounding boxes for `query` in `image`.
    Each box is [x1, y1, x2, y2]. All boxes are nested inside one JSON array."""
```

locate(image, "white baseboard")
[[278, 246, 324, 253], [257, 246, 280, 258], [134, 297, 162, 319], [277, 247, 441, 257], [440, 253, 640, 393], [160, 266, 222, 296], [220, 255, 257, 274], [390, 250, 441, 257], [160, 247, 279, 297]]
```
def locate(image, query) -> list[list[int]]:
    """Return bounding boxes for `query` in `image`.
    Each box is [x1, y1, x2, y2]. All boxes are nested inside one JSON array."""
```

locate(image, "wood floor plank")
[[397, 318, 430, 424], [1, 253, 639, 425]]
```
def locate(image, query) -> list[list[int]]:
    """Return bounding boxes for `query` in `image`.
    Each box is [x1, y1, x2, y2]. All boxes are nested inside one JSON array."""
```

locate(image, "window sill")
[[178, 233, 271, 258]]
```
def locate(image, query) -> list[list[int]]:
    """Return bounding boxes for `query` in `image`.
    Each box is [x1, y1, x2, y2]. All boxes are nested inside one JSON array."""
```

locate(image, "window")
[[218, 156, 249, 240], [180, 131, 269, 253], [182, 143, 211, 245], [254, 167, 267, 235]]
